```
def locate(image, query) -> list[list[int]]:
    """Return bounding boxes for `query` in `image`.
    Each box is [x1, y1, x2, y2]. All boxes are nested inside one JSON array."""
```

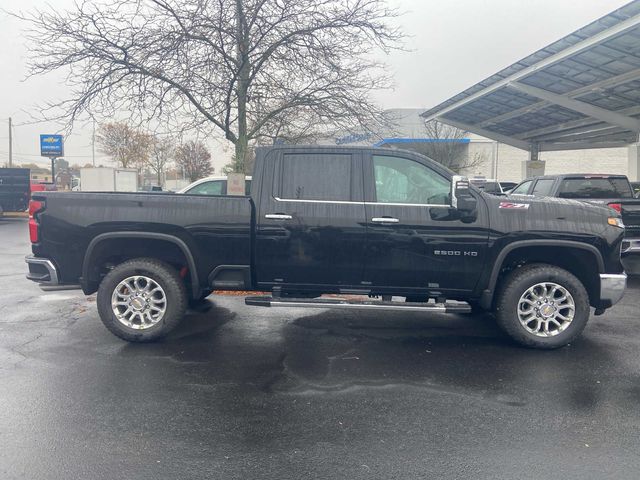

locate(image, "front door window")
[[373, 155, 450, 205]]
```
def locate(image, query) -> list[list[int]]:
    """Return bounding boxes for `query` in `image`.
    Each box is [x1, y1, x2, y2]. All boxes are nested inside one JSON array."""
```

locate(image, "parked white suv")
[[179, 176, 252, 196]]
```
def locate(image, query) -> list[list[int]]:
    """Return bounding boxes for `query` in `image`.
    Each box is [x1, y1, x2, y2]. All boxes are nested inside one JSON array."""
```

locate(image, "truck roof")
[[524, 173, 629, 181]]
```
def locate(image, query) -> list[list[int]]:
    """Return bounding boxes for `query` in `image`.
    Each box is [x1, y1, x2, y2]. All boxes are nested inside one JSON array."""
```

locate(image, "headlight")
[[608, 217, 625, 228]]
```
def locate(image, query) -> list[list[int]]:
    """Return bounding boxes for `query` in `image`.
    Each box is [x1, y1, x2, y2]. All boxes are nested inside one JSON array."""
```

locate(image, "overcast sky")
[[0, 0, 632, 172]]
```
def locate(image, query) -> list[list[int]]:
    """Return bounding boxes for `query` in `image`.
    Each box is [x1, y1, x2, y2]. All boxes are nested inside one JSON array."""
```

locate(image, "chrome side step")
[[244, 296, 471, 313], [40, 284, 82, 292]]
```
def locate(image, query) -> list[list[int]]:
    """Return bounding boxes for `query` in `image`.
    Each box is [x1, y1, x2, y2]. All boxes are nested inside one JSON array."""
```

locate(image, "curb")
[[1, 212, 29, 218]]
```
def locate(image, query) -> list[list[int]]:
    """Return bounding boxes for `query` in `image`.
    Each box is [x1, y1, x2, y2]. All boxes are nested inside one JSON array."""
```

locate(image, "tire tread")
[[96, 258, 187, 342], [494, 263, 590, 349]]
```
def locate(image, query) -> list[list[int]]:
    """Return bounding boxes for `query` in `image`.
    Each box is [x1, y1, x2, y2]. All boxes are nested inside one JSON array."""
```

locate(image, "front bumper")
[[621, 237, 640, 275], [600, 273, 627, 307], [621, 238, 640, 254], [25, 255, 60, 285]]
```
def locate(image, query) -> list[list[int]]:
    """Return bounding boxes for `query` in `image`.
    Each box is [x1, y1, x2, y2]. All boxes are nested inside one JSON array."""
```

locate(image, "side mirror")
[[451, 175, 478, 220]]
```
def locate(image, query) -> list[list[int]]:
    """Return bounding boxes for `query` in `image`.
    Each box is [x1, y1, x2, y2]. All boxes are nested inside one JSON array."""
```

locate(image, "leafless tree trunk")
[[149, 137, 175, 185], [19, 0, 403, 173]]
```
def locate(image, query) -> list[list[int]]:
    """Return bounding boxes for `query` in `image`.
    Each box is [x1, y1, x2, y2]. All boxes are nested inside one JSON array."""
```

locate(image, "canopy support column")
[[629, 139, 640, 182], [522, 143, 545, 178]]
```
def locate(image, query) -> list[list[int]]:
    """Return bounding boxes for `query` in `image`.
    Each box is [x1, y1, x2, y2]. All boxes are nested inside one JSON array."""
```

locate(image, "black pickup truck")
[[510, 174, 640, 274], [26, 146, 627, 349]]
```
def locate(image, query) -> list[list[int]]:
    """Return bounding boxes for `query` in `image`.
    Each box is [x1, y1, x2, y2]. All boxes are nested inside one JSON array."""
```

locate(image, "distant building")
[[28, 167, 52, 183], [325, 108, 629, 182]]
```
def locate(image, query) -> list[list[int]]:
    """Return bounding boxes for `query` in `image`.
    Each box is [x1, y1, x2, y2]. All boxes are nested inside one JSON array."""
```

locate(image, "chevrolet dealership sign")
[[40, 134, 64, 157]]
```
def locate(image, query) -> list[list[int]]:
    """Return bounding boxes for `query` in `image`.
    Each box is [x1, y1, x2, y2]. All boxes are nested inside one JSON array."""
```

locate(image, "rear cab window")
[[531, 179, 555, 197], [280, 153, 353, 201], [557, 176, 633, 199]]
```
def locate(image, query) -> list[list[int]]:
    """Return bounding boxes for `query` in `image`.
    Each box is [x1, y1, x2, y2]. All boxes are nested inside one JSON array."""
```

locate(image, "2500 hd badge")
[[434, 250, 479, 257]]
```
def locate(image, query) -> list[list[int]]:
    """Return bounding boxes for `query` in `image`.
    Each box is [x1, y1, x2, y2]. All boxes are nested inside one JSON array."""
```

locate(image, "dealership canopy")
[[421, 1, 640, 155]]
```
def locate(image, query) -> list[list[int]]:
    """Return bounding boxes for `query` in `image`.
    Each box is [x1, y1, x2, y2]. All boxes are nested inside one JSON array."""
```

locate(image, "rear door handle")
[[371, 217, 400, 223], [265, 213, 293, 220]]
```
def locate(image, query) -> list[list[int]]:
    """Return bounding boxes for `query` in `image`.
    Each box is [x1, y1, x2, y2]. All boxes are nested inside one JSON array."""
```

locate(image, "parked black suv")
[[26, 147, 627, 349]]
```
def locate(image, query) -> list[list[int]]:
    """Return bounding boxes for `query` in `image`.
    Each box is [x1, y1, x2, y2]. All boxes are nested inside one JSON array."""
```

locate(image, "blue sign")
[[335, 132, 372, 145], [40, 134, 64, 157]]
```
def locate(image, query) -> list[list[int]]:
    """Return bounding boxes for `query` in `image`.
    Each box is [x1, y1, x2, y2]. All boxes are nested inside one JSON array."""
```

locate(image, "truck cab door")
[[362, 152, 490, 294], [254, 149, 366, 290]]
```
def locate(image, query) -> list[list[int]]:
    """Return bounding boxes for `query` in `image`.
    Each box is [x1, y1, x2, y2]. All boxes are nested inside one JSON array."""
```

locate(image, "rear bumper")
[[25, 255, 59, 285], [25, 255, 81, 291], [600, 273, 627, 307]]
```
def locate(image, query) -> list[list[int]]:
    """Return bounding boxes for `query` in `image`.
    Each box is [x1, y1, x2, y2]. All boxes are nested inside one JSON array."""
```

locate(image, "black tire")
[[97, 258, 187, 342], [494, 264, 590, 349]]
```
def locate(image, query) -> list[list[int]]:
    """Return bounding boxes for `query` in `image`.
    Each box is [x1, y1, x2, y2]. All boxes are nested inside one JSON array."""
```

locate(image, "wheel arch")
[[82, 232, 200, 299], [480, 240, 604, 309]]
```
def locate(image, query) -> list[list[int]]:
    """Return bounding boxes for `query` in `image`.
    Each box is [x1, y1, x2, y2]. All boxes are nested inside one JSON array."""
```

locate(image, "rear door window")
[[531, 179, 555, 196], [558, 177, 633, 199], [280, 153, 352, 201]]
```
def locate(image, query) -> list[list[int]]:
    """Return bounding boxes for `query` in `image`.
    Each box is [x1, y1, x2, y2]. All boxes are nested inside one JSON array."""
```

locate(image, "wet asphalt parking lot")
[[1, 216, 640, 479]]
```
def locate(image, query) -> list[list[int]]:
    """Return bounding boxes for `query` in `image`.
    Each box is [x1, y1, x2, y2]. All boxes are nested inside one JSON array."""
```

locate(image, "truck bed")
[[31, 191, 254, 287]]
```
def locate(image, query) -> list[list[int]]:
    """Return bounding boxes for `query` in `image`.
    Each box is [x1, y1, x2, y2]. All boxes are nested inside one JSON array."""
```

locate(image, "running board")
[[244, 296, 471, 313], [40, 284, 82, 292]]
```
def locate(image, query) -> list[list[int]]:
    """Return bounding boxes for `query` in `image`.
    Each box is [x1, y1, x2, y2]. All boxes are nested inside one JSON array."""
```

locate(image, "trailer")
[[79, 168, 139, 192]]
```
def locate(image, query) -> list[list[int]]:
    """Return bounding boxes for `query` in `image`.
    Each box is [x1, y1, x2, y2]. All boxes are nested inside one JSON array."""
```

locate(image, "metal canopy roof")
[[421, 1, 640, 153]]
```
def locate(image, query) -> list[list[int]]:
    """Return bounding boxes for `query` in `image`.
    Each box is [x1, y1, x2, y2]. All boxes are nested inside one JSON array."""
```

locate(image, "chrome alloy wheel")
[[517, 282, 575, 337], [111, 276, 167, 329]]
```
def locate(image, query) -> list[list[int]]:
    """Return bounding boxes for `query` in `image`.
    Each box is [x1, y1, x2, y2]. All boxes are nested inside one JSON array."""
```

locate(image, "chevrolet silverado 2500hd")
[[26, 146, 627, 349]]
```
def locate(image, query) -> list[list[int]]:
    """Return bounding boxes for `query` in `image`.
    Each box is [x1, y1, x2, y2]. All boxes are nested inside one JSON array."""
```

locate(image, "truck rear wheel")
[[97, 258, 187, 342], [494, 264, 590, 349]]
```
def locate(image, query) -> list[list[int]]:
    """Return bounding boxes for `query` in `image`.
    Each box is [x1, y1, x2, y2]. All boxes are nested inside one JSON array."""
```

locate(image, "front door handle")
[[265, 213, 293, 220], [371, 217, 400, 224]]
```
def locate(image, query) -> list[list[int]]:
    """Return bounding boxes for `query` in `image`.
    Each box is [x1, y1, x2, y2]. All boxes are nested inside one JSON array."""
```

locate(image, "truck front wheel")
[[97, 258, 188, 342], [494, 264, 590, 349]]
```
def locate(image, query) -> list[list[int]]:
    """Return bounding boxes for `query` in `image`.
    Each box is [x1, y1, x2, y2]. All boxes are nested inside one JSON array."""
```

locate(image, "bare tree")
[[175, 140, 213, 182], [20, 0, 403, 174], [96, 122, 152, 169], [404, 121, 483, 174], [149, 137, 175, 185]]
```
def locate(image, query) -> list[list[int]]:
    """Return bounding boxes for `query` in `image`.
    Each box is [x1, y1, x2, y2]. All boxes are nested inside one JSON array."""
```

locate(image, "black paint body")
[[30, 146, 624, 308]]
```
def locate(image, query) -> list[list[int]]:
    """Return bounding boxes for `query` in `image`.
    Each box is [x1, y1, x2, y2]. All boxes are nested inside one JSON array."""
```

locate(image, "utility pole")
[[8, 117, 12, 167], [92, 119, 96, 166]]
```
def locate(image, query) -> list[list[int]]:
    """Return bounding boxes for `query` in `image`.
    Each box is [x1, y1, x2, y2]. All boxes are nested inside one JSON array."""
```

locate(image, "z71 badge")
[[499, 201, 530, 210]]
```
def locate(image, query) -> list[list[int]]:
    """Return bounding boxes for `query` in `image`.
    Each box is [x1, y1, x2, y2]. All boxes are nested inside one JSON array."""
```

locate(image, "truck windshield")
[[557, 177, 633, 199]]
